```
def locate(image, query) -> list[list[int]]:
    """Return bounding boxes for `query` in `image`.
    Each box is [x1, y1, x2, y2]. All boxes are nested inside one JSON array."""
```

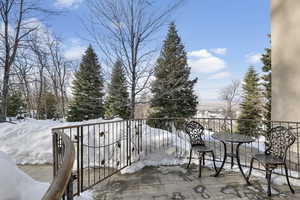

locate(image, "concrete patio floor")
[[91, 164, 300, 200]]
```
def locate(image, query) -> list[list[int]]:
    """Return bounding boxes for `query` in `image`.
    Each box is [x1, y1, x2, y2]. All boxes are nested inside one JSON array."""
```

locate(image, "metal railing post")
[[76, 127, 80, 195], [138, 120, 142, 154], [66, 173, 75, 200], [52, 131, 58, 177], [80, 126, 84, 192], [126, 120, 129, 166]]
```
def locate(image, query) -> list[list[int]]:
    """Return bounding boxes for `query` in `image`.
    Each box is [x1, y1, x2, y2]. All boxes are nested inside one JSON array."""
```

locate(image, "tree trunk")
[[0, 67, 10, 121], [130, 81, 135, 119]]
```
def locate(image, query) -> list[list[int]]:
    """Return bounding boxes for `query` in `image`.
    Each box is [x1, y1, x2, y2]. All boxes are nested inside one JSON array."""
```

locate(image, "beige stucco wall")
[[272, 0, 300, 122]]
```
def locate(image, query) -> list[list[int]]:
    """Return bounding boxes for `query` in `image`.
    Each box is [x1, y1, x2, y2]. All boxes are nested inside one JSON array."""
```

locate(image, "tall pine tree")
[[237, 66, 262, 136], [149, 22, 198, 122], [261, 37, 271, 126], [67, 46, 104, 122], [104, 60, 130, 119]]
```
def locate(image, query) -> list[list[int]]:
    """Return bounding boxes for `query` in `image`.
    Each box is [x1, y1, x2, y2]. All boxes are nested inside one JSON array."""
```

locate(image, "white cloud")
[[211, 48, 227, 55], [64, 38, 86, 60], [188, 49, 227, 73], [245, 53, 262, 65], [54, 0, 83, 8], [208, 71, 231, 80]]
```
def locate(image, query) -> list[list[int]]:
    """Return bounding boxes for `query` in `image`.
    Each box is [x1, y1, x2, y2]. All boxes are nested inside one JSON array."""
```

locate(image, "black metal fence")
[[52, 118, 300, 198]]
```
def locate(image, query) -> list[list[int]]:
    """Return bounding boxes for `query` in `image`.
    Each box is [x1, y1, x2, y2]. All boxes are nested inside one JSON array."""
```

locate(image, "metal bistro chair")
[[185, 121, 217, 177], [247, 126, 296, 196]]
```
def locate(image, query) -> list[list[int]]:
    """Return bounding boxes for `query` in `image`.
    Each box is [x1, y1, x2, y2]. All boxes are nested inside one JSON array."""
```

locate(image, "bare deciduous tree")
[[0, 0, 50, 120], [46, 35, 72, 117], [220, 80, 241, 119], [85, 0, 182, 118], [13, 49, 34, 114]]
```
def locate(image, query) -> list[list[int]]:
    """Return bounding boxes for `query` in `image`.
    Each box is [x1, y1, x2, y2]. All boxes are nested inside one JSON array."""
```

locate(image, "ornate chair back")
[[185, 121, 205, 146], [266, 126, 296, 160]]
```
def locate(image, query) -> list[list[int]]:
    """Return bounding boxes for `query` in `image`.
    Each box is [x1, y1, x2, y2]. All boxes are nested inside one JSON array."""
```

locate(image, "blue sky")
[[46, 0, 270, 102]]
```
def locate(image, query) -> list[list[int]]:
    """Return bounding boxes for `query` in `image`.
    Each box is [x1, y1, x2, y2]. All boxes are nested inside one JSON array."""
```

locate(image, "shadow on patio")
[[92, 164, 300, 200]]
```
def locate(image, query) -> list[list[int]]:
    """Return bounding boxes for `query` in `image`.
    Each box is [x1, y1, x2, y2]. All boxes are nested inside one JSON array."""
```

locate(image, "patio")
[[46, 118, 300, 199], [91, 164, 300, 200]]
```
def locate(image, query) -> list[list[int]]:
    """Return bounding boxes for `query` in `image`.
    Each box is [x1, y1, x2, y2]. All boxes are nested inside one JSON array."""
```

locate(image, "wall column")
[[272, 0, 300, 121]]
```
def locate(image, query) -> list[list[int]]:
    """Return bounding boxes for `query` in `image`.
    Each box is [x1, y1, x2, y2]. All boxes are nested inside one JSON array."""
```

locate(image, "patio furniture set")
[[185, 121, 296, 197]]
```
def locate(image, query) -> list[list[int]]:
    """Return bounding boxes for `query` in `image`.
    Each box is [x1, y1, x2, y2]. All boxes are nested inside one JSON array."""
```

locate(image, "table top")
[[211, 133, 255, 143]]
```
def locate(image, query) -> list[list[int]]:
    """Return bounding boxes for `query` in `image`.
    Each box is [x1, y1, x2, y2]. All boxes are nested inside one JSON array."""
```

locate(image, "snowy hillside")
[[0, 118, 121, 164]]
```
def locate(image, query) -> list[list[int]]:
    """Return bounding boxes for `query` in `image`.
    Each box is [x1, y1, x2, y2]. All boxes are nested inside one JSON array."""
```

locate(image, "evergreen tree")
[[237, 66, 262, 136], [149, 22, 198, 124], [7, 91, 24, 117], [39, 92, 57, 119], [261, 38, 271, 127], [104, 60, 130, 119], [67, 46, 104, 122]]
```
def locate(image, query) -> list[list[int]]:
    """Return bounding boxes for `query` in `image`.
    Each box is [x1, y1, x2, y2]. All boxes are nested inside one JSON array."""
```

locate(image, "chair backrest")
[[185, 121, 205, 146], [266, 126, 296, 159]]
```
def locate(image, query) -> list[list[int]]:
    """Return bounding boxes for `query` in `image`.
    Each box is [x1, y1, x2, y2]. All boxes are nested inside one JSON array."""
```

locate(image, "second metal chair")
[[247, 126, 296, 196], [185, 121, 217, 177]]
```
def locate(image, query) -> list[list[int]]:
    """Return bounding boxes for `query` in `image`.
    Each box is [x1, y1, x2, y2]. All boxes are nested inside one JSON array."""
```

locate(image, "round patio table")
[[211, 133, 255, 184]]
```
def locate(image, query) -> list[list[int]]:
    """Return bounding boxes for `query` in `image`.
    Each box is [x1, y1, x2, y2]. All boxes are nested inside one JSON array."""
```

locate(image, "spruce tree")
[[261, 39, 271, 127], [149, 22, 198, 123], [67, 46, 104, 122], [104, 60, 130, 119], [7, 91, 24, 117], [237, 66, 262, 136]]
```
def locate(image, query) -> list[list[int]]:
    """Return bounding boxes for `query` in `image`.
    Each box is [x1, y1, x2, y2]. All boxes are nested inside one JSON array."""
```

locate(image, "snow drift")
[[0, 151, 49, 200]]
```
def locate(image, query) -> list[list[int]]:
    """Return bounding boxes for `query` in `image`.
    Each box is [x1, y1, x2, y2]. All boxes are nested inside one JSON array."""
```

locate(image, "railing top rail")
[[51, 118, 300, 132], [136, 117, 300, 124], [51, 119, 125, 131], [42, 131, 75, 200]]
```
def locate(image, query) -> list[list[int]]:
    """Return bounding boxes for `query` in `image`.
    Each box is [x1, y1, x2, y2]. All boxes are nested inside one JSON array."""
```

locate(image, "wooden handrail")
[[42, 132, 75, 200]]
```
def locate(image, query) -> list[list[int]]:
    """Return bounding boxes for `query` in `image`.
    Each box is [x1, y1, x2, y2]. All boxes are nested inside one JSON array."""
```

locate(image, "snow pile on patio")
[[0, 151, 49, 200], [74, 190, 94, 200], [0, 150, 94, 200]]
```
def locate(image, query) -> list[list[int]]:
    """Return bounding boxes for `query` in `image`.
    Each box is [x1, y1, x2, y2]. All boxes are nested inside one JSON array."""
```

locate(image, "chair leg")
[[247, 157, 255, 181], [266, 168, 272, 197], [284, 163, 295, 194], [187, 148, 193, 169], [199, 153, 202, 178], [211, 151, 217, 173]]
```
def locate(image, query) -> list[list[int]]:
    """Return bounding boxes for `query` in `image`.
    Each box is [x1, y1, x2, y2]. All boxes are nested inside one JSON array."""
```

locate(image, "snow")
[[0, 151, 49, 200], [121, 150, 186, 174], [0, 150, 94, 200], [0, 118, 122, 164], [74, 191, 94, 200]]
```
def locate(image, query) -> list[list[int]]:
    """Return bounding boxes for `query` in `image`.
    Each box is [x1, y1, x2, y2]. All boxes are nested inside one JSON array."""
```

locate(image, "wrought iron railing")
[[52, 118, 300, 198], [42, 131, 75, 200]]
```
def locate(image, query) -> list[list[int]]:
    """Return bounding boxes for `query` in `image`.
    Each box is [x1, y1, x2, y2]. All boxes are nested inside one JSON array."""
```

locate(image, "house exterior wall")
[[271, 0, 300, 122]]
